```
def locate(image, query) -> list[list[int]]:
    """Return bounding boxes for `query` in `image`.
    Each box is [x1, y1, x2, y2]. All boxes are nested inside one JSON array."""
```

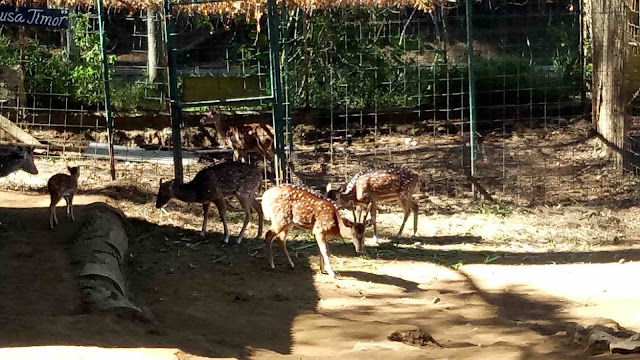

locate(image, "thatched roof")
[[0, 0, 440, 16]]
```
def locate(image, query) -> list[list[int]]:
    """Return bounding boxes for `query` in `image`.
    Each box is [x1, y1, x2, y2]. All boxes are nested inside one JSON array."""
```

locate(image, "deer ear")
[[15, 145, 25, 155], [342, 218, 354, 227], [159, 178, 165, 186], [364, 219, 373, 227]]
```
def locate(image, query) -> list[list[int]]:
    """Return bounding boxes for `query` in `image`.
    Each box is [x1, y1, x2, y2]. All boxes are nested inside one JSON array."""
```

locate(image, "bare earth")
[[1, 187, 640, 360], [1, 120, 640, 359]]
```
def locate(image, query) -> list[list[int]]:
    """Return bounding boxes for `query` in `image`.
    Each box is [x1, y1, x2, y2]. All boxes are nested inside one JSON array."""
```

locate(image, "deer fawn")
[[327, 165, 419, 243], [201, 106, 274, 163], [261, 184, 371, 278], [0, 145, 38, 177], [156, 161, 263, 244], [48, 166, 80, 229]]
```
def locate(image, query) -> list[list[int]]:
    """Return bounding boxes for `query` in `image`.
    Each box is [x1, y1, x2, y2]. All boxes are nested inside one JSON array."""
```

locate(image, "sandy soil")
[[1, 188, 640, 360]]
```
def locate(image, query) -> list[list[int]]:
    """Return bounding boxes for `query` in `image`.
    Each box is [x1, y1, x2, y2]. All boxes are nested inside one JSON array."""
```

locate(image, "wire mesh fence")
[[0, 1, 638, 207]]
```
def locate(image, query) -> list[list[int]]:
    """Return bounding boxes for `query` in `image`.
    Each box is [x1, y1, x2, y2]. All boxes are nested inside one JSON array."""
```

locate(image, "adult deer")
[[261, 184, 370, 278], [0, 145, 38, 177], [156, 161, 263, 244], [327, 165, 419, 243], [201, 107, 274, 163]]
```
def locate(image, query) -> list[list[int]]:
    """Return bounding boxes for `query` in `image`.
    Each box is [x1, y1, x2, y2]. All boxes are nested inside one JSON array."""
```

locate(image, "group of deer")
[[0, 145, 79, 230], [155, 160, 419, 278]]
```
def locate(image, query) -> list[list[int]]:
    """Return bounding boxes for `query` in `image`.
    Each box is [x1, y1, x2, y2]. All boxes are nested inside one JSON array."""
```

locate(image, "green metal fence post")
[[96, 0, 116, 180], [163, 0, 184, 183], [465, 0, 477, 195], [281, 0, 293, 183], [267, 0, 286, 185]]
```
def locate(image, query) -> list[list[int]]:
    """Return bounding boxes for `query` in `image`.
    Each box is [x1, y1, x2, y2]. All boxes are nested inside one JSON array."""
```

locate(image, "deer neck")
[[173, 181, 199, 203], [333, 209, 352, 238]]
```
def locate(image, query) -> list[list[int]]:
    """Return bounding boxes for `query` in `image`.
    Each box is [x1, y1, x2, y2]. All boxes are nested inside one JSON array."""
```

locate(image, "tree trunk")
[[147, 8, 158, 83], [591, 0, 629, 169]]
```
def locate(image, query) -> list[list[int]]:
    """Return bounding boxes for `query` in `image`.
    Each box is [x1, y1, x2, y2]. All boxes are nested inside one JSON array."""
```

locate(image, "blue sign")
[[0, 6, 68, 29]]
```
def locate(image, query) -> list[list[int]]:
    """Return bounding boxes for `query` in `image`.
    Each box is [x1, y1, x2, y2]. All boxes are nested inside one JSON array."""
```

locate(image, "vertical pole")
[[163, 0, 183, 183], [147, 8, 158, 84], [97, 0, 116, 180], [267, 0, 286, 185], [281, 0, 294, 183], [578, 0, 586, 114], [465, 0, 477, 195]]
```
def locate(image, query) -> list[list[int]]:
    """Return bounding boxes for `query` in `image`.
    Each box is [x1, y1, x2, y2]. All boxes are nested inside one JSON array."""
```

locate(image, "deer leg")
[[314, 232, 335, 278], [69, 194, 75, 222], [277, 228, 294, 269], [250, 196, 263, 238], [49, 198, 58, 230], [395, 198, 411, 240], [411, 199, 419, 236], [64, 195, 70, 219], [213, 198, 230, 244], [235, 196, 251, 244], [265, 229, 277, 269], [201, 203, 210, 237], [370, 201, 379, 243]]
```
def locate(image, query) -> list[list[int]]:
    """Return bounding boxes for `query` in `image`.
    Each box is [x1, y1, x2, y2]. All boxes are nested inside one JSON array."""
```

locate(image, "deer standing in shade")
[[48, 166, 80, 229], [0, 145, 38, 177], [156, 161, 263, 244]]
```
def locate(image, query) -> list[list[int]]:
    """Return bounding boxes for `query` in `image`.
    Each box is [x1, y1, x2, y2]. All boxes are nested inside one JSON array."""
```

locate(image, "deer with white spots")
[[327, 165, 419, 243], [202, 107, 274, 163], [48, 166, 80, 229], [0, 145, 38, 177], [155, 161, 263, 244], [261, 184, 370, 278]]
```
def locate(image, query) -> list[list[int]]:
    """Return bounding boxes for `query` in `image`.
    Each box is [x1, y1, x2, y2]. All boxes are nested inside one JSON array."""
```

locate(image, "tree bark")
[[591, 0, 629, 169], [147, 8, 158, 83]]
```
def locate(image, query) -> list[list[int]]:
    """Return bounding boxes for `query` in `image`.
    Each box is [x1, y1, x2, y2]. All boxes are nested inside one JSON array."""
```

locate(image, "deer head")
[[17, 146, 38, 175], [156, 178, 175, 209]]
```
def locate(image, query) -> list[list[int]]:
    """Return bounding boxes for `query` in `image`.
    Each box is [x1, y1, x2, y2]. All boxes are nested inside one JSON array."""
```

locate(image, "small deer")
[[156, 161, 263, 244], [202, 107, 274, 163], [261, 184, 370, 278], [48, 166, 80, 229], [327, 165, 419, 243], [0, 145, 38, 177]]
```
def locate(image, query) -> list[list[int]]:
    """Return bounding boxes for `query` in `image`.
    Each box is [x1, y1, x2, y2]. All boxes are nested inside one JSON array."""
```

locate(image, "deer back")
[[194, 161, 262, 198], [345, 166, 418, 203], [263, 185, 338, 232]]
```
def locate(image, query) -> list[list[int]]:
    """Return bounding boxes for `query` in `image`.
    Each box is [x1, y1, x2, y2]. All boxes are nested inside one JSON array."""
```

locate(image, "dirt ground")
[[2, 120, 640, 359]]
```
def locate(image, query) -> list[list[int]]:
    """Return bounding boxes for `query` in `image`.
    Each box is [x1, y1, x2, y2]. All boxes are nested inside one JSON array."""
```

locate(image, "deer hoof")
[[236, 237, 243, 245], [223, 236, 230, 244], [200, 231, 206, 237], [372, 235, 379, 244]]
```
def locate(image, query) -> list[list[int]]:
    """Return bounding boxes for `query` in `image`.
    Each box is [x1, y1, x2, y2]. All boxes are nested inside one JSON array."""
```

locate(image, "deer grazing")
[[0, 145, 38, 177], [201, 107, 274, 163], [48, 166, 80, 229], [261, 184, 370, 278], [327, 165, 419, 243], [156, 161, 263, 244]]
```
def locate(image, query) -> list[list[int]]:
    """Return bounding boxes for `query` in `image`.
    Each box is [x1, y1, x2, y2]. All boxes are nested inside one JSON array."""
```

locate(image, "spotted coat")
[[262, 184, 342, 235], [341, 164, 419, 204]]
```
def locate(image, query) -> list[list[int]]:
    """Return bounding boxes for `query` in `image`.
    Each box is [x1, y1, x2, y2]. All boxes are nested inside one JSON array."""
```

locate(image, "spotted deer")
[[0, 145, 38, 177], [156, 161, 263, 244], [327, 165, 419, 243], [202, 107, 274, 163], [261, 184, 370, 278], [48, 166, 80, 229]]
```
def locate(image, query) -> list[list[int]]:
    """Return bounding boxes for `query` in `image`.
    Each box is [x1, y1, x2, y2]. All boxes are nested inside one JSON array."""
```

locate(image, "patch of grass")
[[469, 203, 513, 218]]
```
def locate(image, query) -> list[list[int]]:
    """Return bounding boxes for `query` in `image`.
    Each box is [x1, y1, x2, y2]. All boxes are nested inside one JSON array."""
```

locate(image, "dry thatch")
[[0, 0, 440, 16]]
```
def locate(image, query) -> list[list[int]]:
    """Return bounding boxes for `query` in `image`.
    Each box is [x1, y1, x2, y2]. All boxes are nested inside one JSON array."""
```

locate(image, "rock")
[[587, 330, 622, 354], [611, 337, 640, 354], [388, 329, 441, 348]]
